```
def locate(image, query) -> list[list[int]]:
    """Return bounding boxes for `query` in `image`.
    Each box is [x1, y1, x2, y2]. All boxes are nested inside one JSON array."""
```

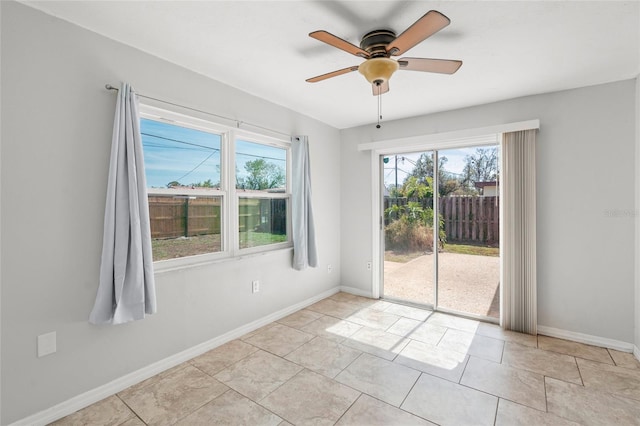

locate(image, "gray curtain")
[[89, 83, 157, 325], [501, 129, 537, 334], [291, 136, 318, 270]]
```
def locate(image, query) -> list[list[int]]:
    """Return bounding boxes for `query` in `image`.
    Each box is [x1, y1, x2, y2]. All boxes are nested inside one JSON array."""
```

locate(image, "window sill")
[[153, 245, 294, 275]]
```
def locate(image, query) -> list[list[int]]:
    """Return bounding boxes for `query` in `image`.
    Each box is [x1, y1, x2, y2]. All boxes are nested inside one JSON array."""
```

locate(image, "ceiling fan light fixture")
[[358, 57, 399, 84]]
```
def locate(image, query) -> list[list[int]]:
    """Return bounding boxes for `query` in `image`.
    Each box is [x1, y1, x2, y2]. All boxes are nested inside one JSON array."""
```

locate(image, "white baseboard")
[[10, 286, 340, 426], [537, 325, 635, 353], [339, 285, 373, 298], [634, 345, 640, 362]]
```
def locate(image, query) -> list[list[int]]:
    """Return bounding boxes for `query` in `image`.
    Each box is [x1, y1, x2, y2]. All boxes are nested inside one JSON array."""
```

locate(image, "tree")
[[191, 179, 216, 188], [238, 159, 285, 190], [406, 153, 454, 197], [462, 147, 498, 189], [402, 176, 433, 200]]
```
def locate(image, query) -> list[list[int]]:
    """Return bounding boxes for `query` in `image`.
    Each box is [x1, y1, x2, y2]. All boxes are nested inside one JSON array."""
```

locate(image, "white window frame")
[[232, 130, 292, 256], [139, 104, 292, 272]]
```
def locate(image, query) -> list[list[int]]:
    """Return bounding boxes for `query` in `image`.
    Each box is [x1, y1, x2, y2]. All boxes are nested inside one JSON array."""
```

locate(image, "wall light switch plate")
[[37, 331, 57, 358]]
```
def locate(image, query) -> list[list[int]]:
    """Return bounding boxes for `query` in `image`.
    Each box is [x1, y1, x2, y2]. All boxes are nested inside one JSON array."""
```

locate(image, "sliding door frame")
[[366, 120, 540, 319]]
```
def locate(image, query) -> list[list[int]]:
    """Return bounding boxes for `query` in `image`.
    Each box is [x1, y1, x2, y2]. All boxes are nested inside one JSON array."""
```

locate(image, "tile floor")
[[51, 292, 640, 426]]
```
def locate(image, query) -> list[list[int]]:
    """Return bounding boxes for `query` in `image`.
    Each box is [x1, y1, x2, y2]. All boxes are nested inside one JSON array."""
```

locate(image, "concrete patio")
[[383, 252, 500, 319]]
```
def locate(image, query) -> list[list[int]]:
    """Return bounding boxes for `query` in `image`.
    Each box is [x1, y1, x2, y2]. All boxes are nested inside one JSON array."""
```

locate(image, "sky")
[[383, 147, 477, 188], [141, 118, 286, 189], [141, 117, 491, 191]]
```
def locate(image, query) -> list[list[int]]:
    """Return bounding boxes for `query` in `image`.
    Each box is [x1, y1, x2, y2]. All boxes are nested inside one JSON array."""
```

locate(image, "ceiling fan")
[[306, 10, 462, 96]]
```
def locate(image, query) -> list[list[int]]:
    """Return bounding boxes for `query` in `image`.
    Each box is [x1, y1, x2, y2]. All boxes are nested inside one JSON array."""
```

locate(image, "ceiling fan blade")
[[398, 57, 462, 74], [387, 10, 450, 56], [309, 30, 370, 58], [372, 80, 389, 96], [306, 66, 359, 83]]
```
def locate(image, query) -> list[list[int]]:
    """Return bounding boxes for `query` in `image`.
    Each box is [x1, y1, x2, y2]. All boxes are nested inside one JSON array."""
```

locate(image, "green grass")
[[152, 234, 222, 261], [443, 243, 499, 257], [240, 231, 287, 249], [152, 231, 287, 261], [385, 242, 499, 263]]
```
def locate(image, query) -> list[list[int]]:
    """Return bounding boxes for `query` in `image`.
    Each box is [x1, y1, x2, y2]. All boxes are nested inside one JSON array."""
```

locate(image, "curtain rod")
[[105, 84, 291, 138]]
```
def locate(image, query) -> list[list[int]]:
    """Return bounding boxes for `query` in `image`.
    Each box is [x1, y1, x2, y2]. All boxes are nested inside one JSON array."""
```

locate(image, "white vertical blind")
[[501, 129, 537, 334]]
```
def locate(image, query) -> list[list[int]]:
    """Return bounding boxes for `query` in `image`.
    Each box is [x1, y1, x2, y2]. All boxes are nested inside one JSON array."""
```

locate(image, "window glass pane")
[[148, 195, 222, 261], [238, 198, 287, 249], [141, 118, 223, 261], [235, 140, 286, 192], [141, 118, 221, 189]]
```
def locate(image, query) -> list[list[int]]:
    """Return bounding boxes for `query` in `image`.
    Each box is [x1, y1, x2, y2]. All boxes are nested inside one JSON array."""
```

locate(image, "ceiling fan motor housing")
[[360, 29, 396, 57]]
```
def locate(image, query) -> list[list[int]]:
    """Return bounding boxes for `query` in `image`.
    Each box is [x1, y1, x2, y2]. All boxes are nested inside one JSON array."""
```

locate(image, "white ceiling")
[[23, 1, 640, 129]]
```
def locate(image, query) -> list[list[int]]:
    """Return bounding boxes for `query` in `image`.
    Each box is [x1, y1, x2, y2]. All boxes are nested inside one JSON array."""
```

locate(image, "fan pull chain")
[[376, 81, 382, 129]]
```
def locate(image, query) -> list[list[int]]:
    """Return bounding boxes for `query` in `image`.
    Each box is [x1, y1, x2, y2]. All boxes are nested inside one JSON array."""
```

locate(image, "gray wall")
[[341, 79, 636, 344], [1, 1, 638, 423], [636, 76, 640, 352], [0, 2, 341, 423]]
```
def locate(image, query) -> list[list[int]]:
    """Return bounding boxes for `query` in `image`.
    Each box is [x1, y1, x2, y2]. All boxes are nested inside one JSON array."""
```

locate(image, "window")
[[236, 140, 288, 249], [140, 105, 291, 264]]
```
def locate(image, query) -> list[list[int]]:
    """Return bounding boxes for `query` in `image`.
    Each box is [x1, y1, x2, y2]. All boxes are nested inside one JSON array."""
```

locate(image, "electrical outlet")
[[366, 261, 372, 271], [37, 331, 57, 358], [252, 280, 260, 293], [327, 264, 333, 273]]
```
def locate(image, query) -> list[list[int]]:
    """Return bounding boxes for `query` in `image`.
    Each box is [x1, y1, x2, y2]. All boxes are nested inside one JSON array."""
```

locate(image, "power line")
[[236, 152, 286, 163], [172, 150, 219, 183], [141, 132, 219, 152], [142, 132, 285, 185], [142, 132, 284, 163], [142, 142, 212, 152]]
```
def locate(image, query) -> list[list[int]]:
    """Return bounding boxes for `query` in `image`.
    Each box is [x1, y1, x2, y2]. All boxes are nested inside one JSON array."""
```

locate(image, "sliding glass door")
[[382, 152, 435, 306], [382, 145, 500, 321]]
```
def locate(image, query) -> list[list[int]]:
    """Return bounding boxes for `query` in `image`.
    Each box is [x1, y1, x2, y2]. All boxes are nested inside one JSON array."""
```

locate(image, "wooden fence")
[[385, 196, 500, 245], [149, 195, 286, 240], [441, 196, 499, 244], [149, 196, 221, 239], [238, 198, 287, 235]]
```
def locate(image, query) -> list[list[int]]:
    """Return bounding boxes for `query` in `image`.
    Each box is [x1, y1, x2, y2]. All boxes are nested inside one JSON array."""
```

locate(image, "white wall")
[[0, 2, 341, 424], [341, 79, 636, 345], [636, 75, 640, 353]]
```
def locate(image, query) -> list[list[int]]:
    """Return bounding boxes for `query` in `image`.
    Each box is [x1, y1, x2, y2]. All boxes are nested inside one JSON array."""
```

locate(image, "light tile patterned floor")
[[51, 293, 640, 426]]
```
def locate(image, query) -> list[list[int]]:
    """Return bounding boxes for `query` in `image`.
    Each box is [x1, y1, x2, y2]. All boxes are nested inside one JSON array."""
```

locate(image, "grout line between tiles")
[[457, 352, 472, 384], [256, 367, 308, 405], [604, 347, 616, 365], [397, 371, 421, 409], [173, 388, 232, 425], [115, 394, 148, 426], [542, 376, 549, 413], [332, 392, 364, 425], [434, 327, 448, 347], [249, 391, 288, 424], [574, 355, 585, 387], [492, 397, 500, 426]]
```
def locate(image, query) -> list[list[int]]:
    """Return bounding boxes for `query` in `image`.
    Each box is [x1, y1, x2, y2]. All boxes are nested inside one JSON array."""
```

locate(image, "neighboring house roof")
[[474, 181, 497, 189]]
